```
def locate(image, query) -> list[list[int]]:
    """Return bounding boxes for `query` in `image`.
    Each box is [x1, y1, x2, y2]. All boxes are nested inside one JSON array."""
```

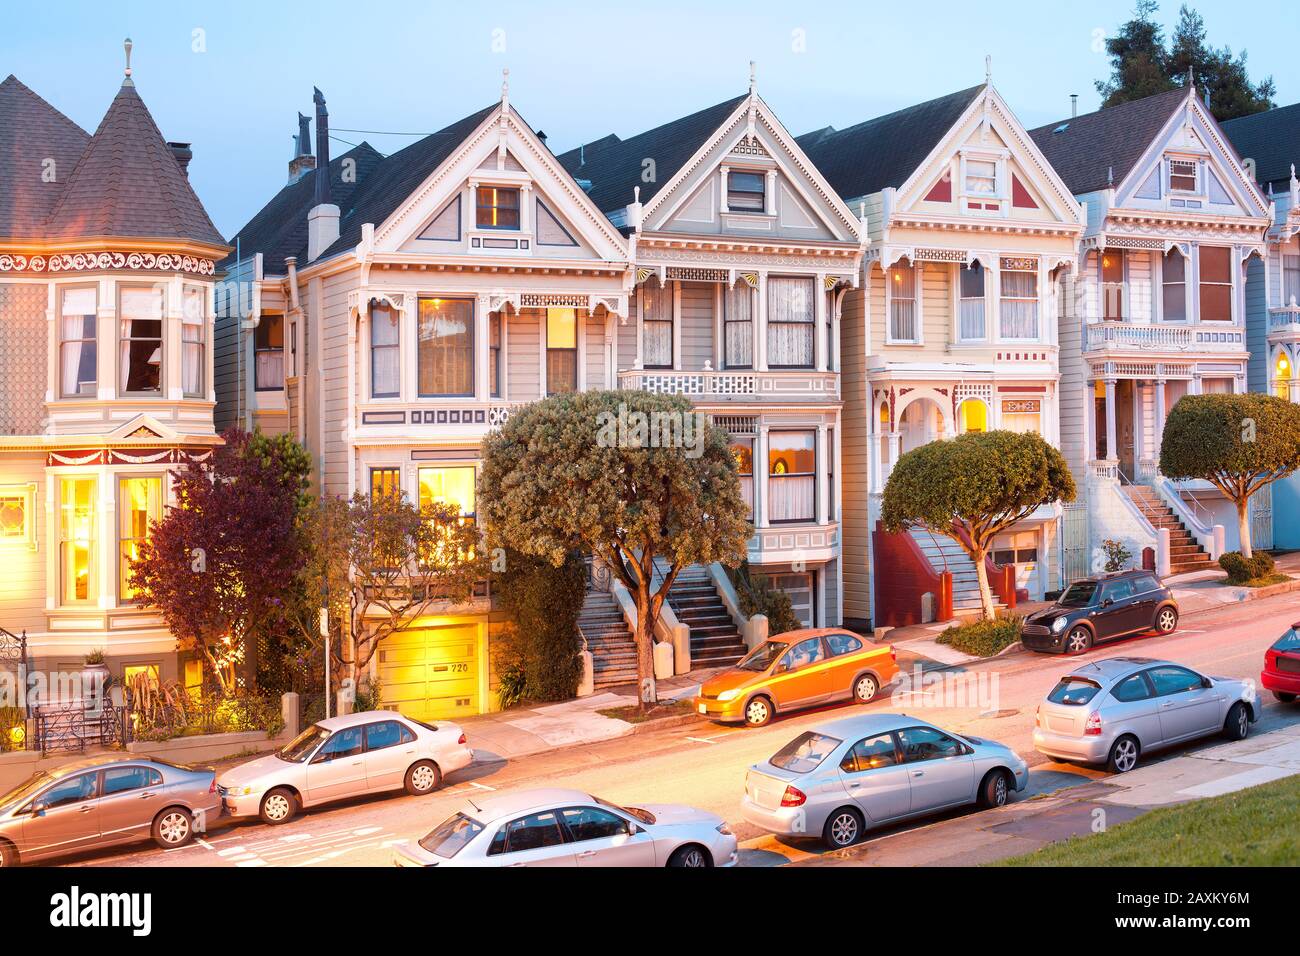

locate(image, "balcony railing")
[[618, 369, 838, 401], [1086, 322, 1245, 352], [1269, 310, 1300, 337]]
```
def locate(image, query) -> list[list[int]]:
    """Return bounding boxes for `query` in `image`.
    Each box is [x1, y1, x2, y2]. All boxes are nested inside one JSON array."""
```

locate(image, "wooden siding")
[[839, 281, 870, 625]]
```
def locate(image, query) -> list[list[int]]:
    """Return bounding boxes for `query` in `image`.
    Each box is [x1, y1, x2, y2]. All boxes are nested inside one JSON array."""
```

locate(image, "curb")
[[629, 712, 711, 734]]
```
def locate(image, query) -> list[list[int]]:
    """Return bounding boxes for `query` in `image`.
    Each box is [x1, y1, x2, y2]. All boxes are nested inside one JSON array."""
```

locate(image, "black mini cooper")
[[1021, 570, 1180, 655]]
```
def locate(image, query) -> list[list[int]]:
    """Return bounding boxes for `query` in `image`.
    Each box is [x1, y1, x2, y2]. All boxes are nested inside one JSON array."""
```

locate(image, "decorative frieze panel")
[[519, 292, 586, 308], [0, 251, 216, 276], [665, 266, 729, 282], [1000, 256, 1038, 271], [915, 248, 968, 263], [357, 403, 522, 429], [46, 447, 214, 467], [711, 415, 758, 435]]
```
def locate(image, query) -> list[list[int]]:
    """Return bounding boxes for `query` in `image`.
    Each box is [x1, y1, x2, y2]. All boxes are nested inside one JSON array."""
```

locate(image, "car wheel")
[[152, 808, 194, 849], [0, 839, 16, 868], [260, 787, 297, 826], [404, 760, 442, 796], [977, 769, 1011, 809], [1064, 626, 1093, 655], [1223, 702, 1250, 741], [1107, 735, 1140, 774], [667, 844, 711, 868], [743, 696, 773, 727], [853, 674, 879, 704], [822, 807, 863, 849], [1154, 607, 1179, 634], [1273, 691, 1297, 704]]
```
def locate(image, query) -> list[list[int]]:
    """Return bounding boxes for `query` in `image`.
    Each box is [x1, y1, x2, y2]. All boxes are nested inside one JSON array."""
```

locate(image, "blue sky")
[[4, 0, 1298, 237]]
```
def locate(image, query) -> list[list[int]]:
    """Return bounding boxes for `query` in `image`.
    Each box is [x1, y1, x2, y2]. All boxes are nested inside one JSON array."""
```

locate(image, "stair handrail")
[[1152, 475, 1216, 556], [914, 525, 951, 572]]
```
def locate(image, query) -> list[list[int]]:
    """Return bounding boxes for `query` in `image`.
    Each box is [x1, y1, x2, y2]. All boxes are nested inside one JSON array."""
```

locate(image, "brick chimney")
[[288, 112, 316, 184], [306, 88, 340, 261]]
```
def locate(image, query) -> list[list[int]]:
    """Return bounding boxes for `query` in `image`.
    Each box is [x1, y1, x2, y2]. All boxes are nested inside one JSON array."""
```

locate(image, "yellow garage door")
[[378, 623, 479, 721]]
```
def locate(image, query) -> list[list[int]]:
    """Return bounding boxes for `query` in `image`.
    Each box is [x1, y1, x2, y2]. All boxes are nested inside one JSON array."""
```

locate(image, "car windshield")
[[1273, 629, 1300, 653], [419, 812, 484, 859], [277, 725, 329, 762], [1058, 582, 1099, 608], [0, 770, 51, 808], [769, 732, 842, 774], [1047, 676, 1101, 705], [594, 794, 655, 826], [738, 641, 789, 672]]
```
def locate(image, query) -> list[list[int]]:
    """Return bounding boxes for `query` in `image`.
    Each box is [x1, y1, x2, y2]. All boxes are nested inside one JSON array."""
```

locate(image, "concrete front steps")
[[577, 589, 638, 689], [908, 529, 1005, 617], [1123, 485, 1213, 576], [665, 566, 747, 668]]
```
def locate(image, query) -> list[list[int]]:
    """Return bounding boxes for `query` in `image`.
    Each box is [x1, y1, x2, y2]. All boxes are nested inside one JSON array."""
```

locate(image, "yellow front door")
[[378, 623, 479, 722]]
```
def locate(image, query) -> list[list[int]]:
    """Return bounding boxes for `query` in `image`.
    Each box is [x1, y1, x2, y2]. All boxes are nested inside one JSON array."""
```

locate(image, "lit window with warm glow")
[[475, 186, 520, 230], [370, 467, 402, 501], [959, 400, 987, 434], [1276, 352, 1293, 400], [418, 466, 476, 518], [546, 308, 577, 394], [119, 476, 162, 602], [0, 484, 34, 548], [60, 477, 97, 604]]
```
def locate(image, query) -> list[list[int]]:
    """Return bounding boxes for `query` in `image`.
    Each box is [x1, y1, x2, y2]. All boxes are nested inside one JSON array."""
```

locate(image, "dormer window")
[[1169, 159, 1198, 193], [476, 186, 520, 230], [727, 171, 766, 212]]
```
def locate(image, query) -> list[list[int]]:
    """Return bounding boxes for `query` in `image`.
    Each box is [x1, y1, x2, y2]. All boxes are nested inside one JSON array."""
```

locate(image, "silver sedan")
[[741, 713, 1028, 849], [392, 788, 738, 867], [218, 710, 473, 824], [1033, 656, 1260, 772]]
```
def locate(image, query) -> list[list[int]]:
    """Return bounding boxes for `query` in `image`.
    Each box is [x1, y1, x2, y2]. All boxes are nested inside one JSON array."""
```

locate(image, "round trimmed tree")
[[1159, 392, 1300, 558], [882, 430, 1077, 619]]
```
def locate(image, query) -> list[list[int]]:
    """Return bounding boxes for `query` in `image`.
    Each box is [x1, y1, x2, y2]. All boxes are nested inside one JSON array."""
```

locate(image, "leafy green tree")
[[1159, 393, 1300, 559], [479, 391, 750, 706], [881, 431, 1077, 620], [1096, 1, 1175, 107], [495, 549, 587, 701]]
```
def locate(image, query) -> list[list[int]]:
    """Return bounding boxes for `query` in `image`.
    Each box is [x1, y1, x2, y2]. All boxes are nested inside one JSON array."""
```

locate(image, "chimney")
[[307, 87, 340, 261], [536, 130, 547, 146], [1070, 94, 1078, 118], [167, 142, 193, 176], [288, 112, 316, 184]]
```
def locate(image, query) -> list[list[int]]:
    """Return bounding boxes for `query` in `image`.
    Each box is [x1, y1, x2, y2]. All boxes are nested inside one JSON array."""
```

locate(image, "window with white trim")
[[182, 286, 205, 398], [724, 282, 753, 369], [370, 302, 400, 398], [1283, 254, 1300, 307], [767, 276, 815, 368], [1161, 249, 1187, 321], [1169, 159, 1198, 193], [889, 261, 918, 343], [60, 287, 97, 398], [119, 286, 165, 395], [965, 159, 998, 196], [1198, 246, 1232, 322], [727, 171, 766, 212], [0, 484, 35, 550], [999, 264, 1039, 339], [640, 282, 672, 369], [958, 263, 986, 340], [254, 313, 285, 391]]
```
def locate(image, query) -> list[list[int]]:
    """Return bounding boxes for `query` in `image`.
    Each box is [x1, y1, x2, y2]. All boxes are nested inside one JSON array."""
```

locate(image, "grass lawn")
[[596, 698, 697, 724], [994, 774, 1300, 866], [1224, 573, 1292, 588], [936, 615, 1023, 657]]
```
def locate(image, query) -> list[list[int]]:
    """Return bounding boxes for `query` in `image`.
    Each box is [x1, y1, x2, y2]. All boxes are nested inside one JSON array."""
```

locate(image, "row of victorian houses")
[[3, 48, 1300, 722]]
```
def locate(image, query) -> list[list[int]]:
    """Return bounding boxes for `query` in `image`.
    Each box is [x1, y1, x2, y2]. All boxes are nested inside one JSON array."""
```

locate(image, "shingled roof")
[[0, 74, 91, 240], [225, 103, 498, 272], [1222, 102, 1300, 191], [795, 86, 984, 204], [1028, 87, 1189, 196], [556, 95, 748, 216]]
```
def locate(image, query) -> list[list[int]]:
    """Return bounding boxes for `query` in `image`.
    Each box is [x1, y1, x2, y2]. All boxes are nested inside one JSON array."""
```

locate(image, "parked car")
[[0, 755, 219, 867], [1021, 570, 1179, 655], [217, 710, 472, 825], [391, 787, 737, 867], [1261, 623, 1300, 703], [1033, 657, 1259, 773], [740, 714, 1027, 849], [695, 628, 898, 727]]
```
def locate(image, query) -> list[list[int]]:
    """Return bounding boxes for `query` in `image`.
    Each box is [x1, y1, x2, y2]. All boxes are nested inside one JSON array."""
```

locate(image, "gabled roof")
[[46, 81, 225, 246], [555, 95, 748, 215], [225, 104, 498, 272], [1222, 102, 1300, 190], [795, 86, 984, 203], [0, 74, 91, 239], [1028, 87, 1189, 196]]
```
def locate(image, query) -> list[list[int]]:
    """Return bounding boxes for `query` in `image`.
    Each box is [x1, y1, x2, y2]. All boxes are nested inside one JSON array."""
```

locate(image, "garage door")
[[378, 624, 479, 721]]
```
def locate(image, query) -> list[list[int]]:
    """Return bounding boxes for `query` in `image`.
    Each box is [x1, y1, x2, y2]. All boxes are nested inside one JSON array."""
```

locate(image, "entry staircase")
[[663, 565, 747, 668], [908, 529, 1005, 616], [576, 590, 638, 689], [1122, 486, 1213, 576]]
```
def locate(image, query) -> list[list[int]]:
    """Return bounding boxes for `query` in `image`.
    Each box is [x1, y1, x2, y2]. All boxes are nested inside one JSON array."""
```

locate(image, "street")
[[63, 590, 1300, 869]]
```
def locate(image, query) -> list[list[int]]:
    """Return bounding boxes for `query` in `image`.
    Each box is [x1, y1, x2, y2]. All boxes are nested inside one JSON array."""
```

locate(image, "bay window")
[[254, 313, 285, 391], [118, 476, 162, 602], [641, 282, 672, 369], [60, 287, 98, 398], [727, 171, 766, 212], [370, 302, 400, 398], [546, 308, 577, 395], [1198, 246, 1232, 321], [1101, 251, 1125, 321], [476, 186, 520, 230], [417, 297, 474, 396], [767, 276, 815, 368], [1283, 254, 1299, 307], [724, 282, 753, 369], [1162, 249, 1187, 321], [768, 431, 815, 523], [417, 466, 476, 518], [958, 263, 986, 340], [182, 287, 205, 397], [730, 439, 754, 520], [59, 477, 96, 605], [999, 264, 1038, 339], [119, 286, 164, 394], [889, 262, 917, 342]]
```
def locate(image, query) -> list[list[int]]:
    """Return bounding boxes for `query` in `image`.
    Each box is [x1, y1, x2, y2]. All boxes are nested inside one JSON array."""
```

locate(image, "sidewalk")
[[1163, 549, 1300, 614], [882, 600, 1054, 665]]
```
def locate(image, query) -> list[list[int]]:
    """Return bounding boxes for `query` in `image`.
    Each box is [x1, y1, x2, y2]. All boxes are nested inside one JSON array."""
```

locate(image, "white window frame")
[[957, 148, 1009, 216], [997, 261, 1040, 342], [1157, 248, 1191, 323], [885, 259, 922, 345], [0, 482, 37, 551], [58, 284, 99, 399], [1167, 157, 1201, 195], [954, 261, 988, 343]]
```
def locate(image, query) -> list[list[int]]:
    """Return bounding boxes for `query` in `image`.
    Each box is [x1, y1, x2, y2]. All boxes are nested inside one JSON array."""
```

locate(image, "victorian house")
[[557, 71, 865, 640], [1223, 100, 1300, 549], [0, 57, 227, 687], [217, 78, 632, 720], [1030, 84, 1274, 572], [800, 81, 1084, 628]]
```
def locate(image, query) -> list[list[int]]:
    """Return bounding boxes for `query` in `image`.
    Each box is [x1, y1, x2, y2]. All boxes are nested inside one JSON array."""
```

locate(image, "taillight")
[[1034, 704, 1041, 728], [888, 645, 897, 663], [1084, 712, 1102, 736], [457, 733, 468, 746], [780, 785, 806, 807], [209, 779, 218, 794]]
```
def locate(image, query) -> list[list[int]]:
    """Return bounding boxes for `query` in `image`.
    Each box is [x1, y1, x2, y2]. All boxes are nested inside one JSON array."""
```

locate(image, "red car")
[[1261, 623, 1300, 703]]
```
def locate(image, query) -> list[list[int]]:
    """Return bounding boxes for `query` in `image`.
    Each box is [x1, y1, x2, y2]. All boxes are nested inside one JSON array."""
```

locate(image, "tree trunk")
[[634, 586, 657, 709], [973, 551, 997, 621], [1237, 499, 1253, 559]]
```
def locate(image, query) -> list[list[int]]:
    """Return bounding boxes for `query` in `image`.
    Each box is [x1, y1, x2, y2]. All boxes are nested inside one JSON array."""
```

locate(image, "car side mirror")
[[1201, 676, 1213, 689], [28, 802, 46, 816], [311, 751, 331, 764], [1101, 598, 1114, 607]]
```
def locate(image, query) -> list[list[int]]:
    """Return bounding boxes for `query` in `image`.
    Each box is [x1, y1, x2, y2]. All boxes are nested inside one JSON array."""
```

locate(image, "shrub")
[[84, 649, 106, 665], [353, 678, 383, 714], [728, 562, 801, 636], [1219, 550, 1277, 584], [937, 615, 1024, 657], [496, 661, 527, 710], [1218, 551, 1249, 581], [496, 549, 586, 701], [1102, 539, 1132, 573]]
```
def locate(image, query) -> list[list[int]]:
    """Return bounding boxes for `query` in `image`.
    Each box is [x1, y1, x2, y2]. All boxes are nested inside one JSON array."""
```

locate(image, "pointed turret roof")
[[0, 74, 91, 239]]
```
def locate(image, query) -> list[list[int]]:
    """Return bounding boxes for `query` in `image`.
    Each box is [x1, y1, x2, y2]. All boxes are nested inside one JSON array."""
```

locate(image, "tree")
[[1096, 2, 1274, 121], [495, 549, 587, 701], [881, 431, 1077, 620], [479, 391, 750, 707], [130, 429, 310, 694], [1159, 393, 1300, 559]]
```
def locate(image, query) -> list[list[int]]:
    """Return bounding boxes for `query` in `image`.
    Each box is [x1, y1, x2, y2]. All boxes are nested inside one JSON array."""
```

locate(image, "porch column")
[[1084, 378, 1096, 462], [634, 287, 644, 370], [867, 420, 882, 493], [1104, 378, 1118, 461], [886, 432, 901, 484], [815, 276, 827, 372], [755, 427, 769, 529], [755, 271, 768, 371], [816, 423, 829, 524], [1154, 377, 1167, 453]]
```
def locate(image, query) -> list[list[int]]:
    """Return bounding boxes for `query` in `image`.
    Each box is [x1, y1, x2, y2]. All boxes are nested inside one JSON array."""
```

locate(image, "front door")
[[305, 726, 367, 803], [20, 771, 101, 859], [839, 732, 911, 823], [559, 806, 657, 866], [1148, 666, 1223, 742], [897, 726, 975, 812]]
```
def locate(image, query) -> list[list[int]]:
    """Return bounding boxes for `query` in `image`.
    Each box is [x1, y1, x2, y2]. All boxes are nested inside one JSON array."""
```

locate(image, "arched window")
[[959, 399, 987, 435], [1276, 351, 1293, 401]]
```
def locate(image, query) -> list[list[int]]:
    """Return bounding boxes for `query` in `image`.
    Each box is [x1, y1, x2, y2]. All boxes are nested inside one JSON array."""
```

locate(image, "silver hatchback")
[[1033, 657, 1260, 772]]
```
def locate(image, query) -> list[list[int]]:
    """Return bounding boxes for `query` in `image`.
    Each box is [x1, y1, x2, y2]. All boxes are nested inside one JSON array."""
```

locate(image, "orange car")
[[694, 628, 898, 727]]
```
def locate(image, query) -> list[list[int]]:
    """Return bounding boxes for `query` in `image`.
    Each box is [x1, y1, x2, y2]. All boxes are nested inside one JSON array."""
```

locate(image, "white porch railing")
[[1088, 459, 1119, 482], [1087, 323, 1192, 351], [1269, 310, 1300, 335], [618, 369, 839, 400]]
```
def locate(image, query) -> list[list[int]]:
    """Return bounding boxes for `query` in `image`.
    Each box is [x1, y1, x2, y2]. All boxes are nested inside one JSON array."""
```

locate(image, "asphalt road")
[[62, 590, 1300, 868]]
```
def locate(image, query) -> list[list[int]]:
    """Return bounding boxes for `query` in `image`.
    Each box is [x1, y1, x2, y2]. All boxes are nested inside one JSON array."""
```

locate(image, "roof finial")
[[1108, 165, 1114, 187], [985, 54, 992, 86], [749, 60, 757, 96], [123, 37, 134, 87], [501, 68, 509, 107]]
